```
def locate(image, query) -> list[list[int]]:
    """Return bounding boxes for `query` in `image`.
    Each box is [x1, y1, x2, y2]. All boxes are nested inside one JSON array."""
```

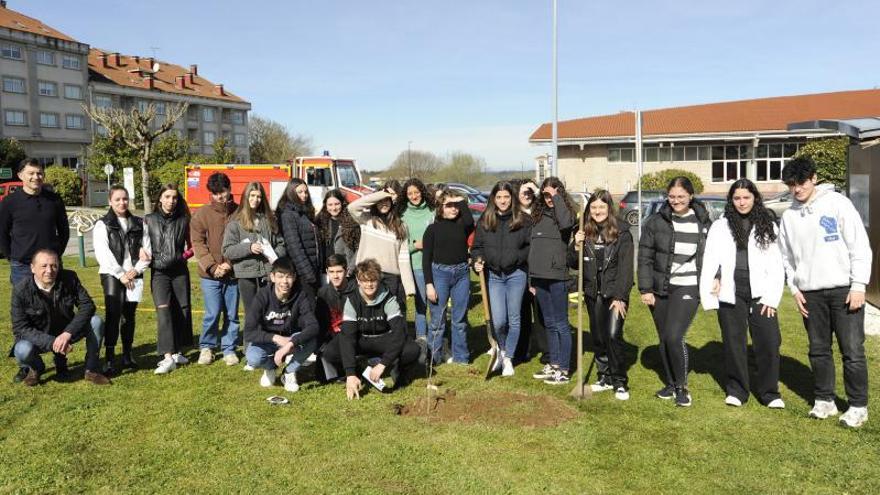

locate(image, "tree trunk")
[[140, 140, 153, 213]]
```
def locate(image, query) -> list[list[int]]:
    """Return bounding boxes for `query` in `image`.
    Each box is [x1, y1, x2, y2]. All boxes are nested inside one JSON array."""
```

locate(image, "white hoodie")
[[778, 189, 872, 293], [700, 216, 784, 310]]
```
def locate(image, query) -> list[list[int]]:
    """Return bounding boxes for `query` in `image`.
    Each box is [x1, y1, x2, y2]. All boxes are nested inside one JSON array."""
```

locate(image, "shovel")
[[478, 261, 500, 379], [570, 211, 592, 400]]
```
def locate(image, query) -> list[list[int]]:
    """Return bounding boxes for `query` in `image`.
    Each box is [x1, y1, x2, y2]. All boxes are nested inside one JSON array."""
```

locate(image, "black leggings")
[[650, 285, 699, 388], [515, 290, 547, 363], [586, 294, 627, 387], [237, 277, 268, 318], [717, 295, 781, 404], [101, 274, 138, 353], [151, 264, 192, 355]]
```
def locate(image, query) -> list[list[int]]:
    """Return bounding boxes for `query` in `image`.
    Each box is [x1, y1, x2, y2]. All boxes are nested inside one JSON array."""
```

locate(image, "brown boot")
[[22, 368, 39, 387], [84, 370, 112, 385]]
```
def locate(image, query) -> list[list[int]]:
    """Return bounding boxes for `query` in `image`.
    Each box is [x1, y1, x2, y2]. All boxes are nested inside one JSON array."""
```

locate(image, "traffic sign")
[[103, 163, 114, 176], [0, 168, 11, 179]]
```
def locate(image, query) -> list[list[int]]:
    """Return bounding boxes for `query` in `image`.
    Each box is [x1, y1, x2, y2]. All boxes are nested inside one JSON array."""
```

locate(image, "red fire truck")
[[184, 154, 373, 211]]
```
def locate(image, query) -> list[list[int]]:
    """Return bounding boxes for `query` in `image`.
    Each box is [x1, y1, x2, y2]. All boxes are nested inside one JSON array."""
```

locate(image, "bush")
[[794, 137, 848, 190], [149, 160, 187, 200], [640, 168, 704, 194], [44, 166, 82, 205]]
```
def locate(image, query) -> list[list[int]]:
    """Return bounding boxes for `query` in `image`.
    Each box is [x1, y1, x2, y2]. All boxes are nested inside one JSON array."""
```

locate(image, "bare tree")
[[249, 115, 312, 163], [84, 102, 188, 212]]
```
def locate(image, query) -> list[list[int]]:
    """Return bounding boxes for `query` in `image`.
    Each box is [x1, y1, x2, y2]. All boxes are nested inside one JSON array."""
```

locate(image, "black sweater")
[[244, 283, 319, 346], [340, 285, 406, 376], [0, 188, 69, 263], [422, 206, 474, 284], [471, 211, 531, 274], [568, 227, 634, 302]]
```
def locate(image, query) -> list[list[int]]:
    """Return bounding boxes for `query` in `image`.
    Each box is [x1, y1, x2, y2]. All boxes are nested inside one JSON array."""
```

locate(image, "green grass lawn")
[[0, 258, 878, 494]]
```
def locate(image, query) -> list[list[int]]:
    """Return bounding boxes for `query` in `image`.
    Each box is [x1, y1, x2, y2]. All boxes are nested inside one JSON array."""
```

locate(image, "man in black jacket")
[[243, 257, 319, 393], [316, 254, 357, 342], [11, 249, 109, 386]]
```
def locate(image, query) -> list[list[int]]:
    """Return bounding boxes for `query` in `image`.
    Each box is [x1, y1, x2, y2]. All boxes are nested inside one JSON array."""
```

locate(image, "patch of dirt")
[[393, 389, 579, 427]]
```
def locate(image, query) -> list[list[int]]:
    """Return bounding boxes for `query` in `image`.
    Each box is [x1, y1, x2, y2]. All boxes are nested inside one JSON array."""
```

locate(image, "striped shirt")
[[669, 209, 700, 286]]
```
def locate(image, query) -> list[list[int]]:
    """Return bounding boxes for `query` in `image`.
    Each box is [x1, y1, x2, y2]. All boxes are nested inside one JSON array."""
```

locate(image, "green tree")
[[249, 115, 312, 163], [793, 137, 848, 189], [432, 152, 489, 184], [640, 168, 704, 194], [0, 137, 26, 172], [386, 149, 443, 179], [44, 166, 82, 205]]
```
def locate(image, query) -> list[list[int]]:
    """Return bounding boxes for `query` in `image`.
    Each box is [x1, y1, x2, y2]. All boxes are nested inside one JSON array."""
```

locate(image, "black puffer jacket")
[[528, 195, 576, 281], [144, 210, 189, 271], [637, 201, 712, 296], [471, 211, 531, 274], [12, 270, 96, 351], [279, 202, 321, 285], [101, 209, 144, 278], [568, 227, 634, 302]]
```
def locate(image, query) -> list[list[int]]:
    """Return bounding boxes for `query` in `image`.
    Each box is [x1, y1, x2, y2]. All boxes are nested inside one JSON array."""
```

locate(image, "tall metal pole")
[[551, 0, 558, 177], [636, 110, 644, 233], [408, 140, 412, 178]]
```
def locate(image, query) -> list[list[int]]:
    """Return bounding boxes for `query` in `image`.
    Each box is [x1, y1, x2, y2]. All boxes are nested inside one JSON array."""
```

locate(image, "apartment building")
[[0, 2, 91, 168]]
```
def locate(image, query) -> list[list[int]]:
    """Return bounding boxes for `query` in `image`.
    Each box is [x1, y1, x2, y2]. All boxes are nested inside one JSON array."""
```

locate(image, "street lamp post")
[[408, 141, 413, 178], [551, 0, 558, 177]]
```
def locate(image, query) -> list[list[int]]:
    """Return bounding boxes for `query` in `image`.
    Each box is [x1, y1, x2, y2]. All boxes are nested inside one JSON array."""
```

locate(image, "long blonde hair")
[[232, 181, 277, 233]]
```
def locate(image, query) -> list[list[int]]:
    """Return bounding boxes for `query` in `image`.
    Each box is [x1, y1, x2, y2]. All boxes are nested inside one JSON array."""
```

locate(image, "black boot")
[[103, 347, 117, 376], [53, 353, 70, 380], [121, 345, 137, 369]]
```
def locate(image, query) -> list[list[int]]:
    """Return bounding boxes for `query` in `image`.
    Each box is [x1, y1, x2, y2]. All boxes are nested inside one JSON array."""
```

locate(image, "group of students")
[[3, 157, 872, 427]]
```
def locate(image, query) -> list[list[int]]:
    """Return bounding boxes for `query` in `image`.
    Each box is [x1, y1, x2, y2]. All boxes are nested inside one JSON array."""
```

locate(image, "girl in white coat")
[[700, 179, 785, 409]]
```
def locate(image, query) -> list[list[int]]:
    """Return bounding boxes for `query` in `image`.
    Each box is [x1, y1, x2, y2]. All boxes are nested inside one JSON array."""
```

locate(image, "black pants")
[[101, 274, 138, 353], [382, 272, 410, 338], [515, 289, 547, 364], [717, 295, 781, 404], [237, 276, 268, 318], [321, 331, 420, 375], [151, 264, 192, 355], [802, 287, 868, 407], [586, 294, 627, 387], [650, 285, 699, 388]]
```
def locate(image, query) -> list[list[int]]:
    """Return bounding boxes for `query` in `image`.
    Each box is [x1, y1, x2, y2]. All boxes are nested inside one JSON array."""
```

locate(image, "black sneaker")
[[543, 369, 571, 385], [655, 384, 675, 400], [54, 355, 70, 379], [674, 387, 692, 407], [12, 367, 28, 383]]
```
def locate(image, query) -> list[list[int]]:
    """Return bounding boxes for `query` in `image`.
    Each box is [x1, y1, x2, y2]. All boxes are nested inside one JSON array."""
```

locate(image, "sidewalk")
[[866, 303, 880, 337]]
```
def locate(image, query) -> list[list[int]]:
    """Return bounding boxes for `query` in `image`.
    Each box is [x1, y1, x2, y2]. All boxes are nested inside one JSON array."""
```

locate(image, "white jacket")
[[778, 190, 872, 293], [699, 216, 784, 310]]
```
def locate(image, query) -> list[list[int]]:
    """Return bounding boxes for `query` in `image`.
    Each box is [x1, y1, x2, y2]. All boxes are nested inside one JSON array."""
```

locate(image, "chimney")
[[98, 52, 108, 68], [175, 75, 185, 90], [143, 74, 154, 89], [110, 52, 120, 66], [0, 1, 7, 8], [146, 57, 154, 69], [213, 84, 225, 96], [185, 72, 194, 85], [189, 64, 198, 76], [132, 55, 140, 64]]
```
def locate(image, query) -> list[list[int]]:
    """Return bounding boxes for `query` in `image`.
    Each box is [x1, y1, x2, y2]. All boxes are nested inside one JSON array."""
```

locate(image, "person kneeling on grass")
[[11, 249, 110, 386], [243, 257, 319, 392], [321, 258, 420, 399]]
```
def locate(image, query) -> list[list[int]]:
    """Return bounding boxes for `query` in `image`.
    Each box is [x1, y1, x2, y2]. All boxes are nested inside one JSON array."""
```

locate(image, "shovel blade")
[[569, 382, 593, 400]]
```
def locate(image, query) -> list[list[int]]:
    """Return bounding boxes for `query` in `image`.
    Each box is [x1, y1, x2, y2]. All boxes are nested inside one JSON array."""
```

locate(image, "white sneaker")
[[280, 371, 299, 392], [532, 364, 554, 380], [590, 377, 614, 393], [260, 368, 277, 387], [501, 358, 515, 377], [243, 363, 255, 372], [305, 353, 317, 364], [808, 399, 840, 419], [491, 349, 503, 372], [767, 398, 785, 409], [725, 395, 743, 407], [614, 386, 630, 401], [197, 348, 213, 365], [172, 353, 189, 365], [223, 353, 239, 366], [154, 357, 176, 375], [839, 406, 868, 428]]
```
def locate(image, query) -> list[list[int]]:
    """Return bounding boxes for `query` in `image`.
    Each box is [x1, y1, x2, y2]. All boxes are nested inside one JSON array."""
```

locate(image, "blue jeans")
[[14, 315, 104, 373], [533, 278, 571, 371], [245, 333, 317, 373], [428, 262, 470, 363], [199, 278, 240, 355], [412, 269, 428, 339], [488, 269, 527, 357], [10, 260, 31, 286]]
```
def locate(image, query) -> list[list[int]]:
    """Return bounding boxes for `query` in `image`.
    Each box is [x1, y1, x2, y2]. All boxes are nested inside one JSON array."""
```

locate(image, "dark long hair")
[[725, 179, 776, 249], [481, 181, 525, 232], [531, 176, 576, 224], [232, 181, 277, 233], [369, 194, 407, 241], [398, 178, 435, 215], [276, 177, 315, 221], [583, 189, 620, 244], [315, 189, 360, 250], [153, 183, 190, 218]]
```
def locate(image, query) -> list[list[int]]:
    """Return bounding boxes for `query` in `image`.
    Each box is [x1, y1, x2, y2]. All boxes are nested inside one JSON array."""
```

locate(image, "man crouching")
[[244, 257, 318, 392], [11, 249, 110, 386], [322, 258, 419, 399]]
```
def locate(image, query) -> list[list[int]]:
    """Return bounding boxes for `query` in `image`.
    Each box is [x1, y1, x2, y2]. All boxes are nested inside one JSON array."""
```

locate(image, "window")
[[204, 131, 216, 145], [658, 147, 671, 162], [1, 43, 22, 60], [63, 84, 83, 100], [61, 55, 81, 70], [155, 102, 166, 115], [2, 76, 25, 93], [672, 147, 685, 161], [754, 142, 802, 182], [38, 81, 58, 97], [40, 113, 59, 128], [4, 110, 27, 126], [62, 157, 79, 168], [36, 50, 55, 65], [644, 147, 658, 162], [608, 147, 635, 162], [94, 94, 112, 108], [233, 133, 246, 146], [95, 124, 108, 136], [608, 149, 621, 162], [231, 111, 244, 125], [35, 157, 55, 167], [203, 107, 215, 122], [711, 144, 750, 183], [65, 114, 85, 129], [336, 162, 359, 188], [685, 146, 699, 161], [138, 100, 150, 113]]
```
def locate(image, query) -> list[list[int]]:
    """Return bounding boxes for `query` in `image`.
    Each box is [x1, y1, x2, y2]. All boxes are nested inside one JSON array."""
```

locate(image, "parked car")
[[640, 195, 726, 229], [620, 190, 666, 225], [446, 183, 488, 204], [0, 181, 23, 201], [764, 183, 836, 219]]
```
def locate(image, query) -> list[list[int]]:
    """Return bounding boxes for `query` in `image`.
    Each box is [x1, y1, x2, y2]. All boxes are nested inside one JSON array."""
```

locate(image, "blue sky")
[[22, 0, 880, 171]]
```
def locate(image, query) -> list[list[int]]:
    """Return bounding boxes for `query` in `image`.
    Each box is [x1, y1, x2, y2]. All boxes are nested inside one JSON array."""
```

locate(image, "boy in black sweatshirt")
[[316, 254, 358, 342], [244, 257, 319, 392], [321, 258, 420, 399]]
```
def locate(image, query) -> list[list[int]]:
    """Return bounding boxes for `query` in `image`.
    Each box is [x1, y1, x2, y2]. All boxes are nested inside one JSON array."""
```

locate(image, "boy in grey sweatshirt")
[[778, 157, 872, 428]]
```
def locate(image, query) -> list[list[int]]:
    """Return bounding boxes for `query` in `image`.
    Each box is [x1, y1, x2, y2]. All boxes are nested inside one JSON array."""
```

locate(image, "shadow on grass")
[[778, 352, 814, 405]]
